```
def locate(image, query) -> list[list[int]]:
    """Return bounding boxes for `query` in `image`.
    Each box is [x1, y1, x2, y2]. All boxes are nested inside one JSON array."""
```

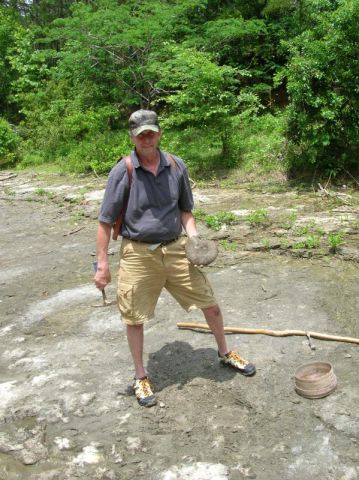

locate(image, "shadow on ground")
[[147, 341, 237, 391]]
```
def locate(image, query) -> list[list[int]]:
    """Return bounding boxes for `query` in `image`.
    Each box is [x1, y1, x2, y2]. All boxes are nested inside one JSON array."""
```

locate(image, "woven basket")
[[294, 362, 337, 399]]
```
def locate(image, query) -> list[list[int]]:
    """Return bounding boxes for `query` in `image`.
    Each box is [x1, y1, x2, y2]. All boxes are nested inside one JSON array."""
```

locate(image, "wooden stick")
[[177, 322, 359, 345]]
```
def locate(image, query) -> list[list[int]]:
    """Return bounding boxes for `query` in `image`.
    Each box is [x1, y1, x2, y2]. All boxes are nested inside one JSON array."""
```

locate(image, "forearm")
[[181, 211, 198, 238], [96, 221, 112, 268]]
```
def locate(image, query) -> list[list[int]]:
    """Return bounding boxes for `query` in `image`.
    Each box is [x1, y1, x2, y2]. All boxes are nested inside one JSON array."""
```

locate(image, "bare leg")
[[126, 324, 146, 378], [202, 304, 229, 357]]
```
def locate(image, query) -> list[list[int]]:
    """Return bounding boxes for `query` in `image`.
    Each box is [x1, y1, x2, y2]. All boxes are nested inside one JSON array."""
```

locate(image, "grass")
[[246, 208, 269, 226], [219, 239, 238, 251], [260, 238, 271, 249], [233, 112, 288, 175], [70, 211, 86, 224], [294, 220, 325, 237], [193, 208, 207, 221], [193, 208, 238, 231], [205, 211, 237, 231], [64, 195, 84, 205], [280, 211, 297, 230], [293, 235, 321, 249], [34, 187, 55, 197], [327, 231, 345, 252]]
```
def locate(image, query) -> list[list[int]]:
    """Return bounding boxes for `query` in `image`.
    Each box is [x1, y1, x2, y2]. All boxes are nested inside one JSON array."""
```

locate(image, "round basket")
[[294, 362, 337, 399]]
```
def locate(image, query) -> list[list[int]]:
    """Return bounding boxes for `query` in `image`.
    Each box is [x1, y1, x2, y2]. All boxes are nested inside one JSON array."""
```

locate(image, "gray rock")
[[14, 438, 48, 465], [337, 246, 359, 262]]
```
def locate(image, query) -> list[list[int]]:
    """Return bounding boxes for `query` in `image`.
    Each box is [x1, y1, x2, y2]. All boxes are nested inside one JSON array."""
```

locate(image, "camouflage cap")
[[129, 110, 160, 136]]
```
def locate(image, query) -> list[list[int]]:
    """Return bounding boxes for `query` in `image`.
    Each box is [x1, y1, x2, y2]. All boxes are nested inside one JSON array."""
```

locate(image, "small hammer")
[[92, 261, 115, 307]]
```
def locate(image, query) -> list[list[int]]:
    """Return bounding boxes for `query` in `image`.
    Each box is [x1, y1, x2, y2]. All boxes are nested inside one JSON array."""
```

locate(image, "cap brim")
[[131, 125, 160, 136]]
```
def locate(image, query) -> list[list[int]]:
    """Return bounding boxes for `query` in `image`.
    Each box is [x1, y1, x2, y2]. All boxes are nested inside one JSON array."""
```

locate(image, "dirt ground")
[[0, 171, 358, 480]]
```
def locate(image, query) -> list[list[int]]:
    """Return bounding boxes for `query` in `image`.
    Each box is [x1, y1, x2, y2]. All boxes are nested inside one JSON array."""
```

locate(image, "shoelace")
[[227, 351, 248, 366], [136, 378, 153, 397]]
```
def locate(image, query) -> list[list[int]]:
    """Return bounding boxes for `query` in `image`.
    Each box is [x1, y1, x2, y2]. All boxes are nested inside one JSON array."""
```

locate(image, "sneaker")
[[133, 376, 157, 407], [219, 351, 256, 376]]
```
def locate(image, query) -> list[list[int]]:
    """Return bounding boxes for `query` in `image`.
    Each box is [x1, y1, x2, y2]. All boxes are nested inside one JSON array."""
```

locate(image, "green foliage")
[[219, 239, 238, 251], [293, 234, 321, 249], [260, 238, 271, 249], [192, 208, 207, 221], [19, 127, 131, 174], [247, 208, 269, 226], [199, 16, 275, 99], [229, 111, 288, 174], [294, 220, 325, 237], [204, 211, 237, 231], [0, 0, 358, 179], [280, 211, 297, 229], [280, 0, 359, 176], [327, 230, 345, 252], [153, 45, 239, 127], [65, 131, 132, 174], [0, 117, 18, 165], [0, 7, 22, 117], [34, 187, 55, 199], [151, 44, 241, 162], [161, 127, 233, 175]]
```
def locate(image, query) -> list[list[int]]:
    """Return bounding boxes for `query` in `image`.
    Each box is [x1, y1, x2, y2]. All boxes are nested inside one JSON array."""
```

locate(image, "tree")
[[152, 44, 240, 158], [280, 0, 359, 175], [0, 7, 22, 118]]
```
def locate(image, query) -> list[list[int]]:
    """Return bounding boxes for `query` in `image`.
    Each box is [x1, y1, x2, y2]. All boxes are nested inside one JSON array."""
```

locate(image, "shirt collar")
[[131, 149, 170, 169]]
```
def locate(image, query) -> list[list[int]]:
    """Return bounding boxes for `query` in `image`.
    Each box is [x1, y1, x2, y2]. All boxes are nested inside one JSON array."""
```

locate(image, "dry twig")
[[63, 226, 85, 236]]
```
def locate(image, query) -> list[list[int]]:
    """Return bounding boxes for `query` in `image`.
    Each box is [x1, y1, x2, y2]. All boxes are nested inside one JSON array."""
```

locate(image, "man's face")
[[131, 130, 161, 153]]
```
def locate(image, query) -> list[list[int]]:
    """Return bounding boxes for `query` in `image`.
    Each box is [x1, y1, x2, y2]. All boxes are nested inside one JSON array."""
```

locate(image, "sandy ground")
[[0, 171, 358, 480]]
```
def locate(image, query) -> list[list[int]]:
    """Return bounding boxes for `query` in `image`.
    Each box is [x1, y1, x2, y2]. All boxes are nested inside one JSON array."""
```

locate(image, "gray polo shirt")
[[98, 149, 194, 242]]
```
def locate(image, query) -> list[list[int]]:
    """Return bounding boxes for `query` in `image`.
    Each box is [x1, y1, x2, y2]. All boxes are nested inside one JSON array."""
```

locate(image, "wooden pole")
[[176, 322, 359, 345]]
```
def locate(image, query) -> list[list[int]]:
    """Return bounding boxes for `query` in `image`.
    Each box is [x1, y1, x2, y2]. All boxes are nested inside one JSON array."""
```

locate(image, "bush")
[[65, 131, 131, 174], [229, 111, 287, 174], [19, 130, 131, 174], [281, 0, 359, 177], [0, 117, 18, 166], [16, 88, 131, 174], [161, 127, 234, 176]]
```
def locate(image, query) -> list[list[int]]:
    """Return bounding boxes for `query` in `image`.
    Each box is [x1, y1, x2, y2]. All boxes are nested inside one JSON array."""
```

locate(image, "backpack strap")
[[112, 155, 133, 241], [165, 152, 178, 169]]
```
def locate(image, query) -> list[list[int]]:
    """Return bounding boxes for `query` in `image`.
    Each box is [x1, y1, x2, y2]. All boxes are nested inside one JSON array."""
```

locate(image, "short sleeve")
[[176, 158, 194, 211], [98, 161, 130, 224]]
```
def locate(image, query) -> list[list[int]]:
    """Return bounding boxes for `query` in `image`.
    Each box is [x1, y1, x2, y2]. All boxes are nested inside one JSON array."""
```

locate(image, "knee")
[[126, 323, 143, 333], [202, 304, 221, 318]]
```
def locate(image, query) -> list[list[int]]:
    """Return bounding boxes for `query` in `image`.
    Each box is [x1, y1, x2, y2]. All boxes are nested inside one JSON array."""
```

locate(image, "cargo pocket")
[[199, 270, 215, 297], [118, 283, 134, 317]]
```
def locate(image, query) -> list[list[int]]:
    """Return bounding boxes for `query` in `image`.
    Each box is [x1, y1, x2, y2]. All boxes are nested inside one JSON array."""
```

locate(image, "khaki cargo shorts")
[[117, 237, 217, 325]]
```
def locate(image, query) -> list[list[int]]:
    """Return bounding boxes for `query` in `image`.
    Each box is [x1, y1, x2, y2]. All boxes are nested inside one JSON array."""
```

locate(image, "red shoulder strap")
[[123, 155, 133, 186], [165, 153, 178, 169]]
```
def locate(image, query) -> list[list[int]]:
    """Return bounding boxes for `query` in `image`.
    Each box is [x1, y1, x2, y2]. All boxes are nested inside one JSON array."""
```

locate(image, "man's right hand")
[[94, 264, 111, 290]]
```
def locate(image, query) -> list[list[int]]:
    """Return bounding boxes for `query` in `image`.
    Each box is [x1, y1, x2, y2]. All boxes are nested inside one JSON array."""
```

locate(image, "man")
[[95, 109, 255, 407]]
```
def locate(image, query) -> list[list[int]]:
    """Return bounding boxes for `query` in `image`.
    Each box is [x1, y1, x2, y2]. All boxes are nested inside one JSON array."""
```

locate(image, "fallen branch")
[[177, 322, 359, 345], [318, 183, 352, 205], [189, 177, 196, 189], [344, 169, 359, 188]]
